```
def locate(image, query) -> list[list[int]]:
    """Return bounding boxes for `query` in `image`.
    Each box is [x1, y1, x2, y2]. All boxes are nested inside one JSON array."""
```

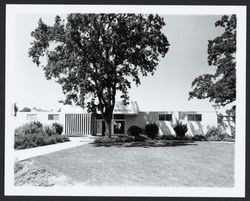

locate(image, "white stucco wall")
[[13, 112, 63, 130], [178, 111, 218, 136], [125, 111, 218, 136]]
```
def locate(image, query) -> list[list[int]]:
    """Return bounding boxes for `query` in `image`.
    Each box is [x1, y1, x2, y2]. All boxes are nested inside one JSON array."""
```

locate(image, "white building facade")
[[14, 102, 235, 136]]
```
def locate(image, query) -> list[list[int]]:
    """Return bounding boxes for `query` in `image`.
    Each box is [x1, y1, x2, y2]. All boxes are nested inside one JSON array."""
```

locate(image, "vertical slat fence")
[[65, 113, 93, 136]]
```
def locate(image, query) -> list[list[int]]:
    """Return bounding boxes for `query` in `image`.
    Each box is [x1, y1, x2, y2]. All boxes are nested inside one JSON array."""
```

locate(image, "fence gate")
[[65, 113, 93, 136]]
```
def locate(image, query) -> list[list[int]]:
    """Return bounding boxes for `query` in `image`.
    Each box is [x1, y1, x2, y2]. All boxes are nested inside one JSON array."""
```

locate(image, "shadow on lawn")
[[91, 140, 198, 148]]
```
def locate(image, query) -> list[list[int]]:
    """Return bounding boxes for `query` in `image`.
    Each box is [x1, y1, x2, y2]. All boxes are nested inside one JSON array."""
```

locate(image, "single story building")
[[14, 101, 235, 136]]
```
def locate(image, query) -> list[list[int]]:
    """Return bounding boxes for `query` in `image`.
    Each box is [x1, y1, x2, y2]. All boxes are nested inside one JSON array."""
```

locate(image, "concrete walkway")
[[15, 136, 94, 161]]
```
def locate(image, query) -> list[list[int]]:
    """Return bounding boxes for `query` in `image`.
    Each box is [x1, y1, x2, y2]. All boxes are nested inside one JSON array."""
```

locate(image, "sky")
[[13, 14, 225, 112]]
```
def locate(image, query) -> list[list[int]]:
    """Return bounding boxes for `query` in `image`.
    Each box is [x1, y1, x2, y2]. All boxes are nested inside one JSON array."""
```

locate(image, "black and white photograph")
[[4, 4, 246, 197]]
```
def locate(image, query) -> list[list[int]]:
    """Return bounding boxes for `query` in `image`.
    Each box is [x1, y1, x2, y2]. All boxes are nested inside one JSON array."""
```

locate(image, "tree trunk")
[[102, 105, 115, 138], [104, 117, 112, 138]]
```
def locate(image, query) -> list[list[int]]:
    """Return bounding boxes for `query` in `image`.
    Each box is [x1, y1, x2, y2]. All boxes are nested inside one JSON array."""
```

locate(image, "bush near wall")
[[157, 135, 176, 140], [52, 123, 63, 135], [157, 134, 206, 141], [173, 121, 188, 140], [14, 121, 69, 150], [127, 125, 148, 142], [191, 134, 207, 141], [44, 126, 56, 136], [127, 125, 144, 136], [94, 136, 135, 145], [144, 123, 159, 139], [14, 121, 43, 136], [205, 126, 235, 141]]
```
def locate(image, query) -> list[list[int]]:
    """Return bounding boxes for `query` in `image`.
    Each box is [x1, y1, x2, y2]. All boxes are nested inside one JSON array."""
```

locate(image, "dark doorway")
[[101, 120, 125, 135], [114, 120, 125, 134]]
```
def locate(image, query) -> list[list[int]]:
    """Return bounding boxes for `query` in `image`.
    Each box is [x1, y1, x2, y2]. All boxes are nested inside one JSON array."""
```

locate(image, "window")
[[114, 114, 125, 120], [188, 114, 202, 121], [159, 114, 172, 121], [48, 114, 59, 120], [188, 114, 195, 121], [100, 120, 125, 135], [27, 114, 37, 121]]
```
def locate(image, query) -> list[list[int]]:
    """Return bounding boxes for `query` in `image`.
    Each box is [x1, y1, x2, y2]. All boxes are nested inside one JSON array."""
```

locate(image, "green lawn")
[[14, 160, 74, 186], [28, 141, 235, 187]]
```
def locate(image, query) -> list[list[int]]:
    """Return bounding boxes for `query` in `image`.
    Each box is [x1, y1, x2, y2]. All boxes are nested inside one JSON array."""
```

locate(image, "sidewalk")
[[15, 136, 94, 161]]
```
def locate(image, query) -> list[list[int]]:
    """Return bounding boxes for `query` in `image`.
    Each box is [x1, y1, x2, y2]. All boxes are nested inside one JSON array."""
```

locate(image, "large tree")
[[189, 15, 236, 108], [29, 13, 170, 137]]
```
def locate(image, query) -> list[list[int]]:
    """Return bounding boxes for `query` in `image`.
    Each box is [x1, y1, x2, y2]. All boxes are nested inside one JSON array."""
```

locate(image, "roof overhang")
[[113, 101, 139, 115]]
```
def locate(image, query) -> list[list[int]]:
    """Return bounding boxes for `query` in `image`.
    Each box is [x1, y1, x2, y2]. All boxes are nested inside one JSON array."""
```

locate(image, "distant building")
[[19, 107, 31, 112]]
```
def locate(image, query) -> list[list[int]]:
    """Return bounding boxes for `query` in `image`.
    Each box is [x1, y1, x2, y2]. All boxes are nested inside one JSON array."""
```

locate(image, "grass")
[[14, 160, 75, 186], [26, 141, 235, 187]]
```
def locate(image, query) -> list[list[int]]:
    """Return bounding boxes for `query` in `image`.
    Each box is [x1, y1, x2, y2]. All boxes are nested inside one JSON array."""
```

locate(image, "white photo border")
[[5, 4, 247, 197]]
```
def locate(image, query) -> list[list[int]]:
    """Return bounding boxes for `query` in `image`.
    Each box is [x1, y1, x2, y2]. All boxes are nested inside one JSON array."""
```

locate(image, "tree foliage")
[[189, 15, 236, 107], [28, 13, 169, 137]]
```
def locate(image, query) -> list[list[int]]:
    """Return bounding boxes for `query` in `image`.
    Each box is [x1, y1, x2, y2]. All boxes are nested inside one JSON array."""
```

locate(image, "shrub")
[[35, 133, 49, 146], [14, 133, 70, 149], [56, 135, 70, 143], [94, 136, 133, 144], [64, 135, 70, 142], [94, 137, 116, 144], [14, 122, 70, 150], [15, 121, 44, 136], [44, 125, 56, 136], [14, 137, 25, 149], [183, 135, 193, 141], [52, 123, 63, 135], [206, 126, 222, 138], [127, 126, 143, 136], [205, 126, 231, 141], [191, 134, 207, 141], [14, 126, 26, 136], [223, 135, 235, 142], [144, 123, 159, 139], [55, 135, 63, 143], [44, 136, 57, 145], [205, 126, 235, 141], [173, 121, 188, 139], [157, 134, 176, 140], [94, 135, 140, 145], [229, 126, 235, 138]]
